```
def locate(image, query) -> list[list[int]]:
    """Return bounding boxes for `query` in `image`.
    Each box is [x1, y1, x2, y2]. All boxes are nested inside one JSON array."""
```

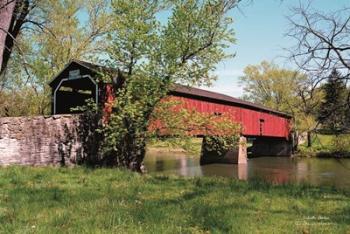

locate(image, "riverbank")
[[296, 134, 350, 158], [0, 166, 349, 233], [296, 150, 350, 158]]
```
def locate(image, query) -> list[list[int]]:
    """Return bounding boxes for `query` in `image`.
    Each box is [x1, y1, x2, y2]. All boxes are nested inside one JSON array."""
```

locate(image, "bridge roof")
[[171, 85, 292, 119], [48, 59, 119, 88]]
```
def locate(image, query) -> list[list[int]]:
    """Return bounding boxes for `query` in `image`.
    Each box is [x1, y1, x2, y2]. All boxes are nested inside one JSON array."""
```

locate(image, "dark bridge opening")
[[50, 68, 98, 115]]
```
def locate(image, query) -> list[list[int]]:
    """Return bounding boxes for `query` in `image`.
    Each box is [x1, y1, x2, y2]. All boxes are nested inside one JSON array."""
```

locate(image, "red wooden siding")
[[100, 85, 291, 139], [170, 95, 291, 139]]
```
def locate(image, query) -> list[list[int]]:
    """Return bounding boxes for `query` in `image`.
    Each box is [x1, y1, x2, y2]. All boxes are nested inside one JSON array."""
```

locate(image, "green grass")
[[0, 167, 349, 233], [298, 134, 333, 155], [298, 134, 350, 157]]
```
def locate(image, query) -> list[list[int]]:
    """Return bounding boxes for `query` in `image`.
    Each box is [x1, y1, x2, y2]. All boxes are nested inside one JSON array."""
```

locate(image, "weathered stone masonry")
[[0, 115, 82, 166]]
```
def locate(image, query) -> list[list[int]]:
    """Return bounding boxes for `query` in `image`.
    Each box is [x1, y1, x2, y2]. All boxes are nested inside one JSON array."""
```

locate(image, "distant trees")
[[287, 1, 350, 137], [318, 69, 350, 134], [240, 61, 323, 147], [240, 61, 301, 112], [240, 61, 350, 148], [287, 1, 350, 82]]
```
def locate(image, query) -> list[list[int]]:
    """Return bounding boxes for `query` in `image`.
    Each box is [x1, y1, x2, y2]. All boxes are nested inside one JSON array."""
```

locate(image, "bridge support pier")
[[200, 136, 247, 165], [250, 137, 292, 157]]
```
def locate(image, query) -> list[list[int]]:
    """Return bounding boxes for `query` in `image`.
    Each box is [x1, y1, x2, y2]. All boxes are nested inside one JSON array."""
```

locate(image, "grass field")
[[0, 166, 349, 233]]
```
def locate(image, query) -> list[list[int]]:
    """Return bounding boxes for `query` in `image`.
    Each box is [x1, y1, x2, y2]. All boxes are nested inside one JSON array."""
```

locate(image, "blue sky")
[[203, 0, 350, 97], [79, 1, 349, 97]]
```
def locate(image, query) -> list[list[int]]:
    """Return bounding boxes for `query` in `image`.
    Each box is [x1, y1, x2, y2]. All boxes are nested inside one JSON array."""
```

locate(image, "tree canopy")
[[100, 0, 241, 171], [240, 61, 323, 146], [318, 69, 350, 133], [287, 1, 350, 85]]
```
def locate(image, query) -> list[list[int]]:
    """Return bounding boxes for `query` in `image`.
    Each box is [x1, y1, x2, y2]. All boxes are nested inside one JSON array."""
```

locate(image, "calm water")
[[144, 152, 350, 190]]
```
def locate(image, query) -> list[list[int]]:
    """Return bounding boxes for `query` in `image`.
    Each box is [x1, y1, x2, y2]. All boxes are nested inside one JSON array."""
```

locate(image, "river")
[[144, 152, 350, 190]]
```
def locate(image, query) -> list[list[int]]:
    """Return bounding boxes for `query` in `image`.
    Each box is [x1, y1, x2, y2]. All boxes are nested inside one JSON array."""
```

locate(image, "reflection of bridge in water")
[[50, 60, 294, 165]]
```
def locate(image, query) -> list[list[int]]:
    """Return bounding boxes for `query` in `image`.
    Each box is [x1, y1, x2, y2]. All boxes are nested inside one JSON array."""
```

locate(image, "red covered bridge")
[[49, 60, 294, 163], [169, 86, 291, 139]]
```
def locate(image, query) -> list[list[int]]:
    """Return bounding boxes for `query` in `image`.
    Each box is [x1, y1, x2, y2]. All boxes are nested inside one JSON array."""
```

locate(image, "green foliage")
[[0, 166, 349, 233], [70, 98, 98, 113], [0, 48, 45, 116], [331, 135, 350, 153], [298, 134, 334, 156], [318, 69, 350, 133], [241, 61, 300, 110], [149, 98, 241, 137], [240, 61, 323, 134], [148, 98, 241, 155], [147, 137, 203, 155], [298, 134, 350, 157], [203, 135, 240, 156], [0, 88, 40, 117], [1, 0, 241, 169], [101, 0, 240, 170]]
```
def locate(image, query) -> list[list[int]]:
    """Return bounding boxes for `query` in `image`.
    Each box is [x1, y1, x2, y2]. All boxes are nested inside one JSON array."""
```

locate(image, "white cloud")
[[200, 83, 244, 98], [197, 68, 245, 98]]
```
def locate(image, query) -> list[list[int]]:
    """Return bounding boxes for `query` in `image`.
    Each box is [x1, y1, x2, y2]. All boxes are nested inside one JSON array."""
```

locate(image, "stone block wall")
[[0, 115, 83, 166]]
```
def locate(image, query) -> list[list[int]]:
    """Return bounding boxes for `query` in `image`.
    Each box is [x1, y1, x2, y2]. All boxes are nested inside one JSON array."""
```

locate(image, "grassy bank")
[[297, 134, 350, 158], [0, 167, 349, 233]]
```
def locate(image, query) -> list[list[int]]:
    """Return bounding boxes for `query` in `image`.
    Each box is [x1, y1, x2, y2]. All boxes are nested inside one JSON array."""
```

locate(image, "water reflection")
[[144, 152, 350, 190]]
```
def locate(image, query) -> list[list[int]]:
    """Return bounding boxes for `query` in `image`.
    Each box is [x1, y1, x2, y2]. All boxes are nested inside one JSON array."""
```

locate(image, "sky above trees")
[[202, 0, 350, 97], [76, 0, 350, 98]]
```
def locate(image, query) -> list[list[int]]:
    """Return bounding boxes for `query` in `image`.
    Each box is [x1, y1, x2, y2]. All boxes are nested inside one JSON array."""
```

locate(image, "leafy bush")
[[330, 134, 350, 153]]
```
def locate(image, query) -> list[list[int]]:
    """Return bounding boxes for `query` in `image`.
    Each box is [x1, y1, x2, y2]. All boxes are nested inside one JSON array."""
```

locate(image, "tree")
[[101, 0, 241, 171], [318, 69, 349, 134], [287, 1, 350, 87], [240, 61, 323, 147], [286, 1, 350, 145], [240, 61, 301, 111], [0, 0, 32, 77]]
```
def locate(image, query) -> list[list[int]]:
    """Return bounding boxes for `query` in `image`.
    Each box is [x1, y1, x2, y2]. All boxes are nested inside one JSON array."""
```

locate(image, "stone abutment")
[[0, 115, 85, 166]]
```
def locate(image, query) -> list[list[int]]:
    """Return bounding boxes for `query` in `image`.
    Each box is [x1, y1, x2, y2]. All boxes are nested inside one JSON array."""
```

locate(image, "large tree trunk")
[[126, 137, 146, 172], [0, 0, 16, 73], [0, 0, 30, 76], [118, 132, 146, 172], [114, 119, 147, 172], [292, 131, 298, 153]]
